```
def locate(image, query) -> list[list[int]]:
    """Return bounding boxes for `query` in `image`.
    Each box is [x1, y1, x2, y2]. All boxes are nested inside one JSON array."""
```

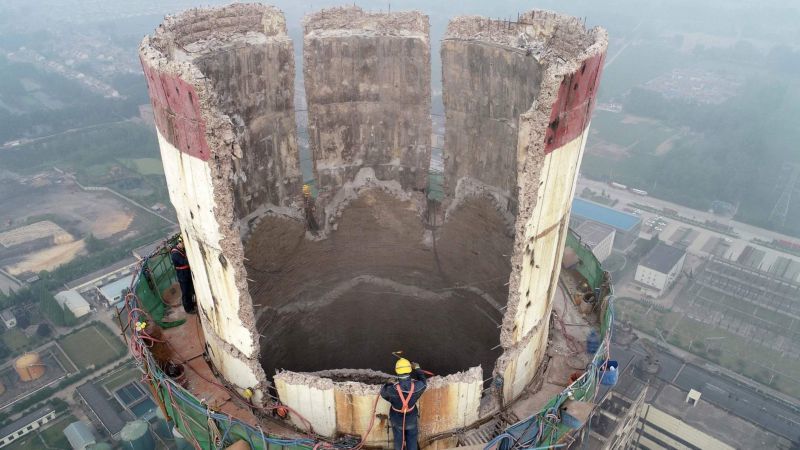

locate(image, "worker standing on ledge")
[[381, 358, 427, 450], [170, 237, 197, 314]]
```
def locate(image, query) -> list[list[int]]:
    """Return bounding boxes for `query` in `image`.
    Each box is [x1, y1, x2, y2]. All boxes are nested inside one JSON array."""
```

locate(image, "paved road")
[[673, 364, 800, 441], [610, 337, 800, 442]]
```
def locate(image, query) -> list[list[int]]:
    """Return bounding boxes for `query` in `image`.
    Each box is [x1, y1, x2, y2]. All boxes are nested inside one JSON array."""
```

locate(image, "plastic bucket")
[[586, 330, 600, 354], [601, 360, 619, 386]]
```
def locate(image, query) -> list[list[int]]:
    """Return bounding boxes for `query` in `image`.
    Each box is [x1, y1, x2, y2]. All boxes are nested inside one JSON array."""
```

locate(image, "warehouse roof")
[[76, 382, 128, 436], [572, 198, 640, 231], [97, 278, 131, 305], [575, 221, 615, 248], [0, 407, 55, 438], [641, 242, 685, 274], [55, 290, 90, 312], [63, 421, 96, 449]]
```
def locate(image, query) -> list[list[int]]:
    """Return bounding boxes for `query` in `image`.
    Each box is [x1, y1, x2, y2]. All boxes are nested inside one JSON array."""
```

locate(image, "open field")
[[0, 173, 170, 277], [0, 175, 149, 240], [1, 328, 41, 353], [588, 111, 681, 157], [60, 324, 126, 371], [5, 239, 86, 276], [120, 157, 164, 176]]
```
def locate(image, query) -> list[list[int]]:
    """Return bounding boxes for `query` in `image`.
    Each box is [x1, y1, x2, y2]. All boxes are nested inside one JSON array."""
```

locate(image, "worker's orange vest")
[[392, 383, 416, 413], [171, 248, 189, 270]]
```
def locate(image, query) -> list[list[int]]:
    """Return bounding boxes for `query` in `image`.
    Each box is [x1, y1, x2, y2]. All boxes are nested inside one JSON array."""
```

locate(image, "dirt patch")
[[247, 190, 512, 379], [90, 210, 134, 239], [654, 134, 680, 156], [621, 114, 658, 125], [0, 176, 145, 241], [5, 239, 86, 275]]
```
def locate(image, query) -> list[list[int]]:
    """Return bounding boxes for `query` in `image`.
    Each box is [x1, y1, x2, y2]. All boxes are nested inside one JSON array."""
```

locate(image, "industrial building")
[[0, 406, 57, 448], [55, 290, 92, 318], [63, 421, 96, 450], [683, 256, 800, 359], [571, 198, 642, 250], [96, 278, 130, 308], [131, 3, 613, 449], [634, 242, 686, 297], [0, 309, 15, 329], [574, 221, 616, 262], [75, 382, 128, 438], [578, 332, 796, 450]]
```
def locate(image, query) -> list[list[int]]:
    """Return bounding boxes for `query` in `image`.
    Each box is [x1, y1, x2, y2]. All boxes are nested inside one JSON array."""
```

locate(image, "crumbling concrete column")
[[303, 7, 431, 228], [442, 12, 607, 404], [139, 4, 302, 405]]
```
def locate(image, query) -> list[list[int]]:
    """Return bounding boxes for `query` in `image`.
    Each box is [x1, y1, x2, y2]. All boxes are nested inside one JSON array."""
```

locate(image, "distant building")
[[574, 221, 616, 262], [634, 242, 686, 297], [76, 382, 128, 438], [585, 374, 647, 449], [637, 403, 734, 449], [63, 421, 96, 450], [96, 278, 132, 308], [571, 199, 642, 250], [588, 384, 735, 450], [0, 309, 16, 329], [55, 290, 91, 318], [0, 407, 57, 448]]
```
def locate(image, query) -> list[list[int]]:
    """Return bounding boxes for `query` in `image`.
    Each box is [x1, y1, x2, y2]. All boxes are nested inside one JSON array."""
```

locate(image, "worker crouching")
[[380, 358, 427, 450]]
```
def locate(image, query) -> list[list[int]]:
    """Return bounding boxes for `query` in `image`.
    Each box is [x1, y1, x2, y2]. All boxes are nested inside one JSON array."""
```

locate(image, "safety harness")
[[171, 248, 190, 270], [392, 383, 416, 413]]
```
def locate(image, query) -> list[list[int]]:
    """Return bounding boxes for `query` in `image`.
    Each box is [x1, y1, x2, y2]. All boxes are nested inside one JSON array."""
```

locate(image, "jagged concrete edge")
[[138, 3, 306, 403]]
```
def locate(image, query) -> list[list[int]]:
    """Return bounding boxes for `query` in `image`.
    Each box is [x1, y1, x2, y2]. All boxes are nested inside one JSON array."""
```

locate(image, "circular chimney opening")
[[247, 191, 512, 379]]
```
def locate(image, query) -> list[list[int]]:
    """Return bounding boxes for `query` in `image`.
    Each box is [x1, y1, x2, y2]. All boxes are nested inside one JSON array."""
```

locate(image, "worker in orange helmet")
[[380, 358, 427, 450], [170, 236, 196, 314]]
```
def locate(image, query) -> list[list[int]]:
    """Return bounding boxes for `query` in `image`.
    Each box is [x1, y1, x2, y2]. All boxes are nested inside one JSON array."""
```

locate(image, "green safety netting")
[[566, 230, 605, 291], [133, 235, 185, 328]]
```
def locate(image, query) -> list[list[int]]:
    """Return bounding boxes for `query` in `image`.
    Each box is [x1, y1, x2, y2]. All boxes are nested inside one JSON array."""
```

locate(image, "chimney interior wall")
[[192, 36, 302, 222], [441, 39, 542, 208], [303, 8, 431, 223]]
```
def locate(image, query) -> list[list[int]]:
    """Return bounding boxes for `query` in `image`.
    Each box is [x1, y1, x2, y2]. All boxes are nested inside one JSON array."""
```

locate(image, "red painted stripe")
[[140, 57, 211, 161], [544, 51, 606, 154]]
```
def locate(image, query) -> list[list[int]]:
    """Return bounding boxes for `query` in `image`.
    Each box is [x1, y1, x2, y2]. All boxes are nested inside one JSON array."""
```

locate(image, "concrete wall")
[[139, 4, 306, 405], [442, 32, 542, 210], [274, 368, 482, 448], [442, 12, 607, 405], [191, 24, 301, 221], [303, 7, 431, 224]]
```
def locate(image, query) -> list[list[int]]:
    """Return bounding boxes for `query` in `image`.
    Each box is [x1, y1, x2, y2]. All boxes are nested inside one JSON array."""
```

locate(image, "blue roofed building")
[[571, 198, 642, 250]]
